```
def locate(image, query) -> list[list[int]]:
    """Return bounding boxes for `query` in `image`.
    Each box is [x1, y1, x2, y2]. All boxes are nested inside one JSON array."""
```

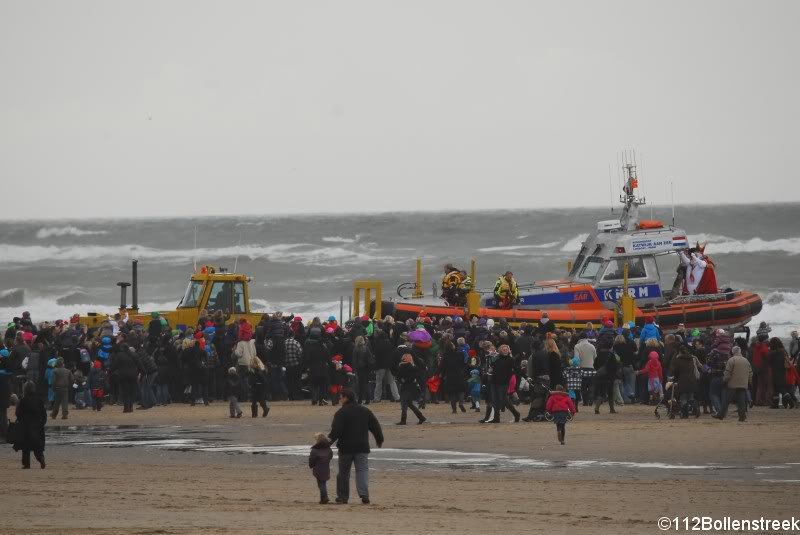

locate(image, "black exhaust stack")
[[117, 282, 131, 310], [131, 259, 139, 310]]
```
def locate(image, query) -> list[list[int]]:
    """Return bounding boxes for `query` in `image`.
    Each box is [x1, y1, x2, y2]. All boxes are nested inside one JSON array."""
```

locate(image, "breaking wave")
[[322, 236, 356, 244], [691, 234, 800, 256], [749, 291, 800, 338], [0, 243, 396, 267], [36, 226, 108, 239], [560, 233, 590, 252]]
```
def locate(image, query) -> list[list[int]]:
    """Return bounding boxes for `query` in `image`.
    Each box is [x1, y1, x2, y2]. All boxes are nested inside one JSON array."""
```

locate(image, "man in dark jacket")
[[487, 345, 519, 423], [328, 389, 384, 504]]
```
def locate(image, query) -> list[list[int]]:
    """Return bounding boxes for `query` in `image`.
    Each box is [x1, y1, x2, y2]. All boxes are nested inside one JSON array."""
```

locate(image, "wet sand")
[[4, 402, 798, 534]]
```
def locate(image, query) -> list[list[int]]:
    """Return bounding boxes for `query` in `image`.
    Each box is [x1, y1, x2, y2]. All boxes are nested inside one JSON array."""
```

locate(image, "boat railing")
[[664, 290, 741, 305]]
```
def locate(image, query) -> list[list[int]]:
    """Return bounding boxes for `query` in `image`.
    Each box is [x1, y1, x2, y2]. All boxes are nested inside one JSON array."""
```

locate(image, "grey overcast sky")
[[1, 0, 798, 220]]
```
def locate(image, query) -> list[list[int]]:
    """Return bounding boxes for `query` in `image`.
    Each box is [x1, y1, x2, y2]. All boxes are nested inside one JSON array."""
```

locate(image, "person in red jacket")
[[545, 385, 576, 445], [637, 351, 664, 404]]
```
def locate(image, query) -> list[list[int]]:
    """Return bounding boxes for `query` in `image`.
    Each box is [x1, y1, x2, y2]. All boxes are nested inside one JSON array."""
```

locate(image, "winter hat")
[[343, 364, 353, 373], [602, 319, 613, 328], [470, 369, 480, 376], [151, 311, 159, 319], [292, 316, 302, 323], [467, 349, 476, 357], [21, 331, 34, 342], [486, 319, 495, 329], [327, 315, 336, 322], [203, 326, 216, 336], [478, 318, 487, 327], [47, 358, 57, 368], [691, 328, 701, 337], [648, 351, 659, 359], [92, 360, 102, 369], [0, 349, 9, 358], [732, 346, 742, 357], [70, 314, 80, 324]]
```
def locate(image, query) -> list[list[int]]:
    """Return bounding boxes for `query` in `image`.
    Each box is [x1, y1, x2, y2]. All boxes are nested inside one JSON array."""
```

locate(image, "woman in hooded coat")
[[438, 339, 467, 414], [13, 381, 47, 469]]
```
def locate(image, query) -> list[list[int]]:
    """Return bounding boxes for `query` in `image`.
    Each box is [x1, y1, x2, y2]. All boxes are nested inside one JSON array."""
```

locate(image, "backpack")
[[79, 348, 91, 364]]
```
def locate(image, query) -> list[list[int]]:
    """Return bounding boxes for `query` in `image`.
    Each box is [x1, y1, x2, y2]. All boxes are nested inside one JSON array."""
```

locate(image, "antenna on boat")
[[233, 230, 243, 273], [608, 164, 614, 213], [193, 226, 198, 271], [671, 181, 676, 226]]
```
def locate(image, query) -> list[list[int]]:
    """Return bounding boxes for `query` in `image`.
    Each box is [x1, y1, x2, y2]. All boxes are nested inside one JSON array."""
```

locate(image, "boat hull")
[[378, 290, 762, 333]]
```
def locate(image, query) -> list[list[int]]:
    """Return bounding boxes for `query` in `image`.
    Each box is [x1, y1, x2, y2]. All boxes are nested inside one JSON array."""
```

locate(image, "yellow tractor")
[[78, 260, 266, 330]]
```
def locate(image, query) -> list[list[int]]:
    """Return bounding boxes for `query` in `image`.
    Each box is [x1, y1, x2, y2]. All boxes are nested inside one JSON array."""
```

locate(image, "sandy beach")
[[3, 402, 798, 534]]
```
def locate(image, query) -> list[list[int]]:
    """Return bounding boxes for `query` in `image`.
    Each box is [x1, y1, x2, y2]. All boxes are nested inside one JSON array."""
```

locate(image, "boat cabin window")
[[233, 282, 246, 314], [577, 256, 605, 280], [569, 246, 587, 277], [602, 257, 648, 281], [179, 280, 204, 308]]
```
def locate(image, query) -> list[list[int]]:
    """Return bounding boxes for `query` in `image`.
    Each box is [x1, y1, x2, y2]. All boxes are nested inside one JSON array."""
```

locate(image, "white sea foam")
[[322, 236, 356, 243], [0, 242, 394, 267], [36, 226, 108, 239], [748, 291, 800, 338], [560, 233, 590, 252], [477, 242, 559, 253], [691, 233, 800, 256]]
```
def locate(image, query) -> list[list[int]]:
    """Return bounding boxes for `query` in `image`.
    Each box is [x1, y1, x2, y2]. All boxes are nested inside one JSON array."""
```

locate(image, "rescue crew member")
[[494, 271, 519, 309], [441, 264, 464, 305]]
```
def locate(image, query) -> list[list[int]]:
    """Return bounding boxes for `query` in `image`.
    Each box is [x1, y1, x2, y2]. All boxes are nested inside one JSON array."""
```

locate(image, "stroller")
[[655, 381, 700, 419], [522, 378, 551, 422]]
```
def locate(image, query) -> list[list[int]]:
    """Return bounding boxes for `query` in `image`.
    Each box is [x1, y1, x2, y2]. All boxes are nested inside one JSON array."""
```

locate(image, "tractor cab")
[[78, 263, 265, 331], [179, 265, 249, 315]]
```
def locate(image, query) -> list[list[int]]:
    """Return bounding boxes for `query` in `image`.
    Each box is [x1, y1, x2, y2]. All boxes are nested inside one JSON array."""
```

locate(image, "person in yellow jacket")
[[441, 264, 463, 304], [494, 271, 519, 309]]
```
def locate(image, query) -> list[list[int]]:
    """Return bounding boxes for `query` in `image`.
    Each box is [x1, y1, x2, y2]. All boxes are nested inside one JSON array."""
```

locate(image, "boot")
[[262, 405, 270, 418], [251, 407, 258, 418], [459, 403, 467, 413]]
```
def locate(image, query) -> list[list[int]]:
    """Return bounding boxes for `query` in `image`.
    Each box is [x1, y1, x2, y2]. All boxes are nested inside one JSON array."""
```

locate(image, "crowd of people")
[[1, 304, 797, 433]]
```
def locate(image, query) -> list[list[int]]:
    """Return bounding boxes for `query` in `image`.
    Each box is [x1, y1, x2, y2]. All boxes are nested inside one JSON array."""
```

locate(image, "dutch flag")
[[672, 236, 688, 248]]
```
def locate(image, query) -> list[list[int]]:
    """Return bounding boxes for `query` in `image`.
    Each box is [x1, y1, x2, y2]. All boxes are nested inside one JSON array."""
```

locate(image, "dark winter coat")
[[226, 374, 242, 398], [548, 351, 564, 389], [372, 336, 394, 371], [768, 350, 788, 388], [439, 348, 466, 394], [112, 348, 140, 380], [396, 362, 421, 395], [670, 352, 699, 395], [13, 393, 47, 452], [309, 442, 333, 481], [490, 354, 514, 386], [328, 402, 384, 454], [304, 339, 331, 380]]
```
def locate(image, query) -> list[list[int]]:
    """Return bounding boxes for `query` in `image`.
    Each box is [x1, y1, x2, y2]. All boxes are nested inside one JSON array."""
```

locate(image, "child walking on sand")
[[308, 432, 333, 504], [227, 367, 243, 418], [545, 385, 576, 445]]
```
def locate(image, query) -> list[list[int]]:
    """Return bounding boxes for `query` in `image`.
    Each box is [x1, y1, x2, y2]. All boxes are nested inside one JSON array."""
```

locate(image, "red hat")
[[468, 349, 477, 357], [603, 319, 613, 328], [70, 314, 80, 324], [332, 354, 342, 362], [360, 315, 369, 322], [93, 360, 102, 369], [22, 331, 34, 342], [292, 316, 302, 323], [418, 311, 428, 318]]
